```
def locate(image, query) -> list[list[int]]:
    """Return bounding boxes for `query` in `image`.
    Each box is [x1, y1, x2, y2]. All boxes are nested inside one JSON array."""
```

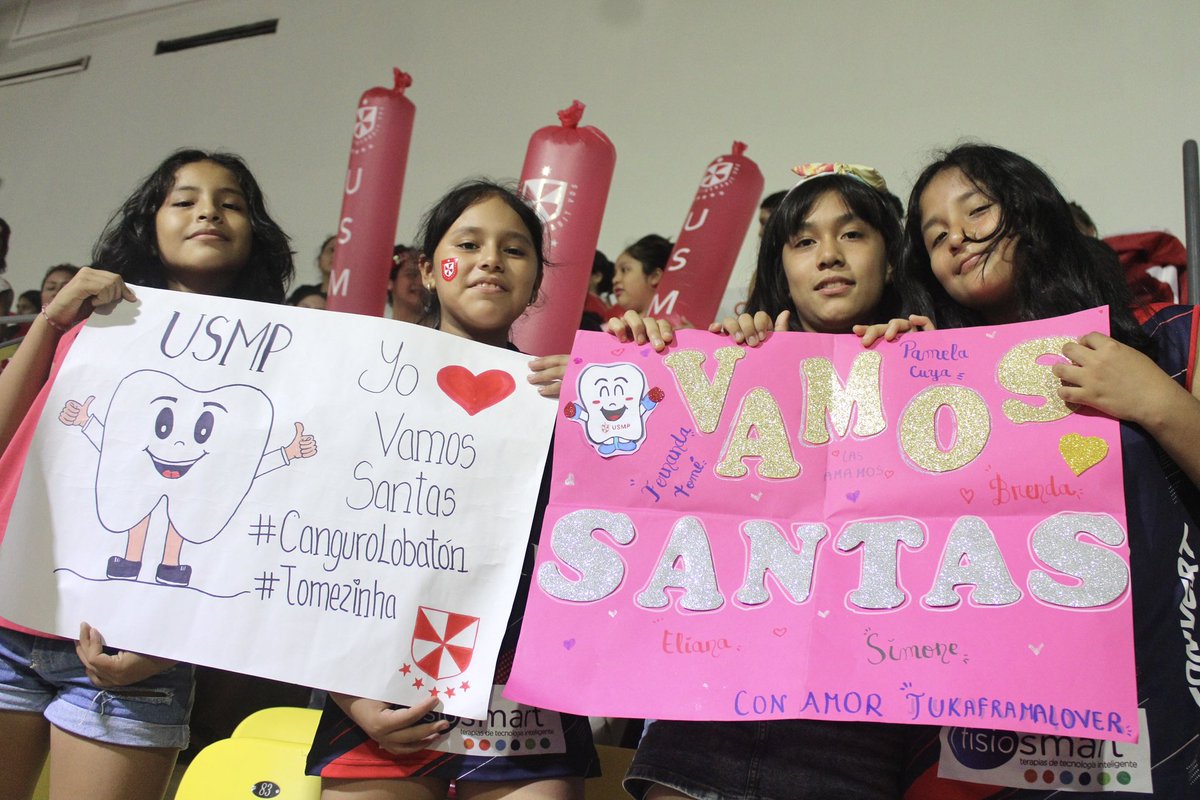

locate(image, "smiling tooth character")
[[563, 363, 663, 457], [59, 369, 317, 587]]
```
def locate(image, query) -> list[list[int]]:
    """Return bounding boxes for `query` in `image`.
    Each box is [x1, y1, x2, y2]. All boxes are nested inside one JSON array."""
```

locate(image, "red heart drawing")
[[437, 366, 515, 416]]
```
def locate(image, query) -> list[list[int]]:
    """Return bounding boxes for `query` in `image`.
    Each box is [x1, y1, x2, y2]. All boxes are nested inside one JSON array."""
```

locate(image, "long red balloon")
[[510, 100, 616, 356], [647, 142, 764, 326], [327, 69, 416, 316]]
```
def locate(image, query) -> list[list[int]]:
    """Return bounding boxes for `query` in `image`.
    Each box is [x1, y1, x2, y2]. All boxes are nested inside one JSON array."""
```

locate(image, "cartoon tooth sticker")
[[58, 369, 318, 587], [563, 363, 663, 457]]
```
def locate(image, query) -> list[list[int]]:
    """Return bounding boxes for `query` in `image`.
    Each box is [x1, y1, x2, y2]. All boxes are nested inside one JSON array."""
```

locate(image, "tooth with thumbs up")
[[60, 369, 320, 587], [90, 370, 274, 545]]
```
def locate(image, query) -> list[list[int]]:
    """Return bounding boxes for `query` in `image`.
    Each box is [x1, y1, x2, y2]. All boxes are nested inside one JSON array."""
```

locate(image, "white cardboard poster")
[[0, 287, 554, 718]]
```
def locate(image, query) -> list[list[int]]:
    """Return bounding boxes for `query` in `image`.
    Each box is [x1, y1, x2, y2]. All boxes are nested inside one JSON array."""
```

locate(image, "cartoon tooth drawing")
[[59, 369, 317, 587], [563, 363, 663, 457]]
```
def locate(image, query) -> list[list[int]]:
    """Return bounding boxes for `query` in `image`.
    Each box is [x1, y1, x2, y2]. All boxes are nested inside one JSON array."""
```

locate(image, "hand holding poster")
[[507, 309, 1139, 741], [0, 287, 553, 718]]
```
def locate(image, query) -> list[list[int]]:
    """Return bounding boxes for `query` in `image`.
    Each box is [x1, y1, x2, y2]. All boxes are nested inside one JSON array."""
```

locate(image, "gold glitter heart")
[[1058, 433, 1108, 476]]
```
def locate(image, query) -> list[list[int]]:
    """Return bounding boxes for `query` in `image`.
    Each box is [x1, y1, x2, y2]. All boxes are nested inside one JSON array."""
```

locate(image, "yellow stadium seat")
[[31, 760, 48, 800], [231, 706, 322, 745], [175, 737, 320, 800]]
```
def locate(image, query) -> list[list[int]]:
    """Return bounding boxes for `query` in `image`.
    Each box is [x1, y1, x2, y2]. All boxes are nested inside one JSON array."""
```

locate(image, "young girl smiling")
[[306, 180, 597, 800], [897, 143, 1200, 799], [613, 162, 914, 800], [0, 149, 293, 800]]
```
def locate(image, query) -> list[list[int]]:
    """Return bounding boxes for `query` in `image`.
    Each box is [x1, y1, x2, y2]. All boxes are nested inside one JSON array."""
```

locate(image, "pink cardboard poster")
[[507, 308, 1139, 741]]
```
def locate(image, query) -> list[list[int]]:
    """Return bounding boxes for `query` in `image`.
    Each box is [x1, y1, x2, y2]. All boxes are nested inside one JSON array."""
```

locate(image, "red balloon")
[[510, 101, 616, 356], [327, 69, 416, 316], [648, 142, 764, 326]]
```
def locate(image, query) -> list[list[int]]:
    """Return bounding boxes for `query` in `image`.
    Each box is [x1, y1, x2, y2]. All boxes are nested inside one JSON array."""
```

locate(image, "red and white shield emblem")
[[521, 178, 568, 223], [700, 160, 734, 188], [354, 106, 379, 139], [411, 607, 479, 680]]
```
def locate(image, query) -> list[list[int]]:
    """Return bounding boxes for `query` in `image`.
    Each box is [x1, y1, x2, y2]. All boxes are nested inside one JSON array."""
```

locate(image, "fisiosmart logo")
[[939, 717, 1153, 794], [947, 728, 1020, 769]]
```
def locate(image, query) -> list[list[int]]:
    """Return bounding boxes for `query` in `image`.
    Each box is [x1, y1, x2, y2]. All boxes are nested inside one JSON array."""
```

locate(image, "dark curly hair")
[[747, 174, 902, 331], [416, 179, 546, 329], [899, 144, 1145, 349], [91, 149, 293, 303]]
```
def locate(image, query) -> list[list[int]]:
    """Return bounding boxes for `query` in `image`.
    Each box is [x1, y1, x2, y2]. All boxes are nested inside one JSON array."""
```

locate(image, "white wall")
[[1, 0, 1198, 303]]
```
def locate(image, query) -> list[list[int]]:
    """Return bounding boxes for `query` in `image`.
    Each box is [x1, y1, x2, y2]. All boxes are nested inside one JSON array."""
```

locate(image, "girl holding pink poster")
[[612, 163, 918, 800], [305, 180, 598, 799], [897, 144, 1200, 798]]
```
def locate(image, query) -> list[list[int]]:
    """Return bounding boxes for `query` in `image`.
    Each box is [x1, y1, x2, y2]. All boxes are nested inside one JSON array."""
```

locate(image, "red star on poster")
[[399, 664, 411, 675], [460, 680, 470, 692], [444, 687, 456, 698], [413, 678, 424, 689], [429, 687, 439, 698]]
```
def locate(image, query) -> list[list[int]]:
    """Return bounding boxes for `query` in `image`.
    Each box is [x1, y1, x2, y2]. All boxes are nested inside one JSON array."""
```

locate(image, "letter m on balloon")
[[411, 606, 480, 680]]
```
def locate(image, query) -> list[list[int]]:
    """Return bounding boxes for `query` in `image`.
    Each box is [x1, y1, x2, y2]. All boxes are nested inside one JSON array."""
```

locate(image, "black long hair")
[[92, 149, 294, 303], [621, 234, 673, 275], [748, 173, 902, 330], [416, 179, 547, 329], [899, 144, 1145, 349]]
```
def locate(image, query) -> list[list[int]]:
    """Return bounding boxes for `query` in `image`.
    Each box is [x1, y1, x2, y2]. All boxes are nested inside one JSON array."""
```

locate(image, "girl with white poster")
[[305, 180, 599, 799], [0, 149, 294, 800]]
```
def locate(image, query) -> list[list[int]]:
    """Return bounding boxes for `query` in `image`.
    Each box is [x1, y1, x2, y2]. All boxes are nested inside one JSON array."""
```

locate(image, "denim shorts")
[[0, 627, 194, 749], [624, 719, 910, 800]]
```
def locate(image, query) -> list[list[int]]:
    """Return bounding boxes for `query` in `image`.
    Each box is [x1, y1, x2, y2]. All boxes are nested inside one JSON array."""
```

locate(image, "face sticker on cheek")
[[94, 370, 273, 544], [441, 257, 458, 281]]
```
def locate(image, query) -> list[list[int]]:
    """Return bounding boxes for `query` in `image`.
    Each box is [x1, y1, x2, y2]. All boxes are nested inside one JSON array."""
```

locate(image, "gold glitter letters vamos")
[[666, 337, 1073, 476]]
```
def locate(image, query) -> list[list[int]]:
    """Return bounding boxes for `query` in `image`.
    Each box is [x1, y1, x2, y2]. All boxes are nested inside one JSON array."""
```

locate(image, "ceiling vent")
[[154, 19, 277, 55], [0, 56, 89, 88]]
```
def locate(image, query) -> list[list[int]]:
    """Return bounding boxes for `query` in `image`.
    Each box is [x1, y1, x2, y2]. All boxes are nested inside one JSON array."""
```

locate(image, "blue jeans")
[[0, 628, 194, 749]]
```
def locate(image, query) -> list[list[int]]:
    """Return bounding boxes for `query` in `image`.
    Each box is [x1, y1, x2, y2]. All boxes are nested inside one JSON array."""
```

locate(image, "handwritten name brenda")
[[990, 471, 1078, 506]]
